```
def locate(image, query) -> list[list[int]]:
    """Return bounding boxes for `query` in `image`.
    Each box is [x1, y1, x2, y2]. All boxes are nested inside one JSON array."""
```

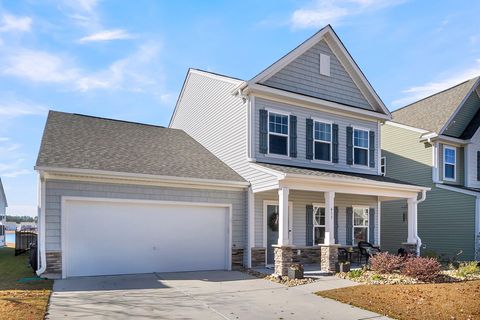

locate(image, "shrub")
[[370, 252, 404, 273], [455, 262, 480, 278], [348, 269, 364, 279], [400, 256, 441, 282]]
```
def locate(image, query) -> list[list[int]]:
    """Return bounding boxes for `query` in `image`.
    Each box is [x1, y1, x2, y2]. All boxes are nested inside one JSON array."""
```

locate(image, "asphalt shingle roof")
[[256, 163, 420, 187], [36, 111, 246, 182], [392, 77, 479, 133]]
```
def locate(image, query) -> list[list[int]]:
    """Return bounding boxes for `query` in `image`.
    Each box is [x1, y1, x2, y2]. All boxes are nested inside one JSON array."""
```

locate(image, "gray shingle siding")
[[253, 98, 379, 175], [262, 40, 373, 110], [45, 180, 247, 252]]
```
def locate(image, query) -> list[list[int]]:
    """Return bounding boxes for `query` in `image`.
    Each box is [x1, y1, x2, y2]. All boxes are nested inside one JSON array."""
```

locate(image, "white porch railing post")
[[278, 187, 290, 246], [324, 191, 335, 245], [407, 197, 417, 244]]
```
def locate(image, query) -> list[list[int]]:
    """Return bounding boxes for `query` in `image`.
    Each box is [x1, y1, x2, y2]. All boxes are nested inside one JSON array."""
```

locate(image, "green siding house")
[[381, 76, 480, 261]]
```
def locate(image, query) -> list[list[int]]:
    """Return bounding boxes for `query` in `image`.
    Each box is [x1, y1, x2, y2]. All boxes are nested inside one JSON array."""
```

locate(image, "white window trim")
[[262, 200, 293, 265], [353, 127, 370, 167], [380, 156, 386, 176], [352, 206, 369, 245], [312, 119, 333, 164], [266, 109, 290, 159], [312, 203, 326, 245], [443, 145, 456, 182]]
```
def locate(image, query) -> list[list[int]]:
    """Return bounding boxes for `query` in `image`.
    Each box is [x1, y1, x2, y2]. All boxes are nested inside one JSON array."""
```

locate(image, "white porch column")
[[278, 187, 290, 246], [324, 191, 335, 245], [407, 197, 417, 244], [246, 187, 254, 268]]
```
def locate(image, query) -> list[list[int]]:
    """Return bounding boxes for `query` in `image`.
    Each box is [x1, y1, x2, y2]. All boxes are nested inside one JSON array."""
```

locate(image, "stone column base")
[[320, 245, 339, 272], [273, 245, 293, 276], [402, 242, 417, 255]]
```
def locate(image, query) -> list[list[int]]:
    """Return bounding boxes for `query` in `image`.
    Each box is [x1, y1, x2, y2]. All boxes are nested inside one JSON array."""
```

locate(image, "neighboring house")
[[19, 222, 37, 231], [36, 112, 248, 278], [381, 76, 480, 261], [4, 221, 18, 231], [170, 25, 428, 275], [0, 178, 7, 247]]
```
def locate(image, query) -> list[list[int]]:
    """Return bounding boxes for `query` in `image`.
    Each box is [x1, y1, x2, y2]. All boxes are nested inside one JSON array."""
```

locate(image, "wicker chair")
[[358, 241, 381, 264]]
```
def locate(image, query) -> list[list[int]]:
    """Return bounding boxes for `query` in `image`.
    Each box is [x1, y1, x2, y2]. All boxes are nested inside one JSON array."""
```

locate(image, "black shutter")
[[369, 131, 375, 168], [346, 126, 353, 165], [306, 205, 313, 246], [290, 115, 297, 158], [332, 124, 339, 163], [259, 109, 268, 154], [306, 119, 314, 160], [346, 207, 353, 245], [369, 208, 375, 244], [477, 151, 480, 181], [334, 207, 339, 244]]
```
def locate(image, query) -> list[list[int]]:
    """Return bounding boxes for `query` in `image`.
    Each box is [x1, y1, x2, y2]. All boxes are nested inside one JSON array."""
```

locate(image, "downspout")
[[36, 172, 47, 276], [413, 190, 427, 256]]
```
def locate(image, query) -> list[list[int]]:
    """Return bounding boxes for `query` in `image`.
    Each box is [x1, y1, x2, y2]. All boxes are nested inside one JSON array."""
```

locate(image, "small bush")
[[371, 274, 384, 281], [400, 256, 441, 282], [348, 269, 364, 279], [370, 252, 404, 273], [455, 262, 480, 278]]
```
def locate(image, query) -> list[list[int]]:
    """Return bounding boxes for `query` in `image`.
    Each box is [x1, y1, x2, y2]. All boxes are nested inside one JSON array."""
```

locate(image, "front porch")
[[246, 165, 429, 276]]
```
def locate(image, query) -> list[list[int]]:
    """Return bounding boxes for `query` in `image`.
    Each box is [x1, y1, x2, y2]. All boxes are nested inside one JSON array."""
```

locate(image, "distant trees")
[[6, 215, 37, 223]]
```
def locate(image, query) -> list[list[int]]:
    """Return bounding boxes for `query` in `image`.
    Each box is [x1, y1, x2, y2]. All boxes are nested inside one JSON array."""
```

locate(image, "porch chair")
[[357, 241, 381, 264]]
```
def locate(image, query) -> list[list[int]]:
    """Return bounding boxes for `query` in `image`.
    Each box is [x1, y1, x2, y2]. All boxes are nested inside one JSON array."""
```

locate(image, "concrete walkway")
[[47, 271, 389, 320]]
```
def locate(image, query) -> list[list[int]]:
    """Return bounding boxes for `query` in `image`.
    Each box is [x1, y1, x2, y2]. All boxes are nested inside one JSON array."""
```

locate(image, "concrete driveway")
[[47, 271, 388, 320]]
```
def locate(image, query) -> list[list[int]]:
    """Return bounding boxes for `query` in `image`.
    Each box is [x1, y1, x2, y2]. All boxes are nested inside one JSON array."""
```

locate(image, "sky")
[[0, 0, 479, 216]]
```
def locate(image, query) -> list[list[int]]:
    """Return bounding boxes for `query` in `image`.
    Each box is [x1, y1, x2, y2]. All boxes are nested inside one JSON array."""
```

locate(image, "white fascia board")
[[436, 183, 480, 197], [385, 121, 429, 134], [35, 166, 249, 189], [245, 84, 391, 122], [439, 77, 480, 135], [420, 133, 470, 146]]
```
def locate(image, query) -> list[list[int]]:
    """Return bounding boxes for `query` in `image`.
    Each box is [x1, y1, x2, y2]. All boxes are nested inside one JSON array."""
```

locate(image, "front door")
[[266, 204, 279, 265]]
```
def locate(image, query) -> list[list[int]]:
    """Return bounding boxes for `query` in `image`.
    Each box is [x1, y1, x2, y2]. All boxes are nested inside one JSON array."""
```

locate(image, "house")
[[381, 76, 480, 261], [0, 178, 7, 247], [36, 25, 429, 279], [35, 112, 248, 278], [170, 25, 429, 275], [4, 221, 18, 231], [19, 221, 37, 231]]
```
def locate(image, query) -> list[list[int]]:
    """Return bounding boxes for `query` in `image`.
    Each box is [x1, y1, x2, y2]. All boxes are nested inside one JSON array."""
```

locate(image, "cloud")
[[290, 0, 405, 29], [0, 14, 32, 33], [391, 59, 480, 108], [3, 49, 80, 83], [79, 29, 134, 43], [0, 96, 47, 118]]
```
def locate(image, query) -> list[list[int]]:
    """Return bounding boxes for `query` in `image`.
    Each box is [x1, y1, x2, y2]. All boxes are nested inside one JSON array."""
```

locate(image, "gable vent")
[[319, 53, 330, 76]]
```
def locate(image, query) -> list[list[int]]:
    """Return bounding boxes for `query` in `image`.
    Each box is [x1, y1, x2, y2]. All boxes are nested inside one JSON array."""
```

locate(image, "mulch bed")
[[240, 268, 318, 287], [317, 280, 480, 320]]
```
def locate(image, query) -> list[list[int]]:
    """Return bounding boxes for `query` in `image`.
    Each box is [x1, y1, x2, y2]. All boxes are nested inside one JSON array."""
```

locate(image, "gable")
[[261, 39, 373, 111], [444, 88, 480, 138]]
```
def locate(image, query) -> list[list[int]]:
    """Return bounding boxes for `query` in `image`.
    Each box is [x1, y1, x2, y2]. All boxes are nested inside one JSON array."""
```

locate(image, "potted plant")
[[288, 263, 304, 279], [335, 261, 351, 273]]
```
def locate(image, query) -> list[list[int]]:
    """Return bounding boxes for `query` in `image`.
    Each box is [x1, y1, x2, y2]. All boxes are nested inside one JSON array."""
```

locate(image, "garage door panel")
[[64, 199, 229, 277]]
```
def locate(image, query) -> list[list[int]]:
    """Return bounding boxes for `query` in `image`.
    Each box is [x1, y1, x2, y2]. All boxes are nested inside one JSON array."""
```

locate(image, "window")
[[353, 128, 369, 166], [268, 112, 289, 156], [380, 157, 386, 176], [443, 146, 456, 180], [353, 207, 369, 245], [313, 205, 326, 245], [314, 121, 331, 161]]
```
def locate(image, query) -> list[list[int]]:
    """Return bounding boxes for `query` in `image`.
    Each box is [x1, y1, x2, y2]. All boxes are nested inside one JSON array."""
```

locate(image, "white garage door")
[[62, 198, 230, 278]]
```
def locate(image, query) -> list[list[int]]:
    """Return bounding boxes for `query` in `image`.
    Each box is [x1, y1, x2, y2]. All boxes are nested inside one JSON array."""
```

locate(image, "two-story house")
[[170, 25, 429, 275], [381, 76, 480, 261], [0, 178, 7, 247], [34, 25, 429, 279]]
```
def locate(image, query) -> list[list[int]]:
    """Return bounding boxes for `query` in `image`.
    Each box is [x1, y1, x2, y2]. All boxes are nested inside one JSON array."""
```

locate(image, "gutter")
[[36, 173, 47, 276], [413, 190, 427, 256]]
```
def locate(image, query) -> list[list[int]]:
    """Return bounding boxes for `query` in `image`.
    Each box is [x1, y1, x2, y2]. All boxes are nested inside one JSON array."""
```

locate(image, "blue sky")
[[0, 0, 479, 216]]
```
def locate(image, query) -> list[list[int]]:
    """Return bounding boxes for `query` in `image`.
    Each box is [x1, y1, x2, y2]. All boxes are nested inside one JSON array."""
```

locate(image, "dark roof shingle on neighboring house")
[[392, 77, 479, 133], [36, 111, 246, 182], [256, 163, 420, 187]]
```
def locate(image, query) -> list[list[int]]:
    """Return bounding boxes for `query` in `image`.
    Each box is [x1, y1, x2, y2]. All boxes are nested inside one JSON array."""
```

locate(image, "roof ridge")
[[393, 76, 479, 114], [50, 111, 167, 129]]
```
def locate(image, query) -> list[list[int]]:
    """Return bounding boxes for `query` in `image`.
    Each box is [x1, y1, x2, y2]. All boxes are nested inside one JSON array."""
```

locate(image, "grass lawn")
[[317, 281, 480, 320], [0, 246, 52, 320]]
